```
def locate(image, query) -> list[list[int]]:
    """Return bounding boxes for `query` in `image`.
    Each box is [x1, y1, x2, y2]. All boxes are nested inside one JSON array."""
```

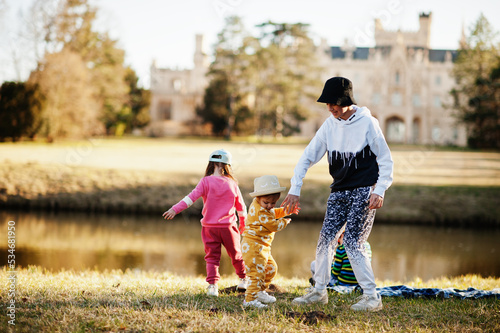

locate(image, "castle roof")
[[329, 46, 458, 62]]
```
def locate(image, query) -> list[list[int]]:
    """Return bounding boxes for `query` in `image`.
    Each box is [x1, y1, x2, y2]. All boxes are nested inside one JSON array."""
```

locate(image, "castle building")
[[311, 12, 466, 146], [148, 13, 467, 146], [148, 34, 209, 136]]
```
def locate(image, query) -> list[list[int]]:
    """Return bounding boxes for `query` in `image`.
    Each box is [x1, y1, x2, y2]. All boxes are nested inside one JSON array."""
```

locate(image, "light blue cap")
[[209, 149, 232, 165]]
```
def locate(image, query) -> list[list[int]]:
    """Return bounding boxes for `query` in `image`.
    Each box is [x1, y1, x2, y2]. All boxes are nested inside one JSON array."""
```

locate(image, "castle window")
[[391, 92, 402, 106], [372, 92, 381, 105], [354, 92, 361, 103], [412, 118, 421, 143], [435, 75, 441, 86], [433, 96, 441, 108], [173, 79, 182, 92], [432, 126, 441, 142], [158, 101, 172, 120], [395, 71, 400, 85], [412, 94, 421, 107], [386, 117, 405, 143], [354, 73, 361, 84]]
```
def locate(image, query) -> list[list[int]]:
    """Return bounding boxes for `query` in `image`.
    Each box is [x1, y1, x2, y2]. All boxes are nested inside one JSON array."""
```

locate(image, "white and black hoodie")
[[289, 105, 393, 198]]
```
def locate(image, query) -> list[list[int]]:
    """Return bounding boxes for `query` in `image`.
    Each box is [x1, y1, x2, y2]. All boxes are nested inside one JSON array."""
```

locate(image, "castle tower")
[[192, 34, 209, 92], [375, 12, 432, 49], [418, 12, 432, 49]]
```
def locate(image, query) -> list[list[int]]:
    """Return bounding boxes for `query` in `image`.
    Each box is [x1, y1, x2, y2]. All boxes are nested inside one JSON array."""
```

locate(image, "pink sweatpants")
[[201, 225, 246, 284]]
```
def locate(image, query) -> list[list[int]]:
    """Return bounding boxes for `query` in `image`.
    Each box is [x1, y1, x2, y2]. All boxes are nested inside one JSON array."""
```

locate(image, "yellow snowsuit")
[[241, 198, 290, 302]]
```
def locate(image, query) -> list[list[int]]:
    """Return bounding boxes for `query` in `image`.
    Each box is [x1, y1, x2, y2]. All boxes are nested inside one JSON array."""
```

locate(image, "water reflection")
[[1, 211, 499, 282]]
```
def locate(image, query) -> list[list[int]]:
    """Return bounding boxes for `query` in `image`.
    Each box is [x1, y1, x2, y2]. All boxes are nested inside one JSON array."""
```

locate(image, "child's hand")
[[162, 208, 176, 220], [290, 206, 300, 215], [281, 194, 300, 215]]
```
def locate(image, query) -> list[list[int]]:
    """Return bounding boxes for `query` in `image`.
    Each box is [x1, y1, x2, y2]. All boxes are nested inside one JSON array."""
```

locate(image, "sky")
[[1, 0, 500, 88]]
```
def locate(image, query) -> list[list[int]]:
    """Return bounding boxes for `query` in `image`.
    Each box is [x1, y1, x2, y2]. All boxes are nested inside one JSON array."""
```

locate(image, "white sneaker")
[[207, 284, 218, 297], [292, 288, 328, 305], [257, 291, 276, 303], [237, 278, 248, 290], [243, 299, 268, 308], [350, 293, 383, 311]]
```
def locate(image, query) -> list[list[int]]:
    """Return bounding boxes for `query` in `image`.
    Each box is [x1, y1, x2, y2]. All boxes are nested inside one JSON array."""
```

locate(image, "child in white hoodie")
[[282, 77, 393, 311]]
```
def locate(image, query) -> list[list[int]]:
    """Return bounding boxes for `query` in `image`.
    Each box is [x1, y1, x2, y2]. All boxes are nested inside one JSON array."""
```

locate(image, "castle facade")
[[148, 13, 466, 146]]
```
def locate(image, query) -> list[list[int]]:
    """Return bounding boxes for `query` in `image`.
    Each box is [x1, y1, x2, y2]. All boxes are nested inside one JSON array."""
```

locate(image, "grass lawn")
[[1, 137, 499, 225], [1, 267, 499, 332], [1, 139, 499, 332]]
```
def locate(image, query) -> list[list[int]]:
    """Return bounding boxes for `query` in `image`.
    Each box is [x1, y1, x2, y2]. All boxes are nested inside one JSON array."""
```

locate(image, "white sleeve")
[[369, 128, 394, 197], [289, 129, 328, 196]]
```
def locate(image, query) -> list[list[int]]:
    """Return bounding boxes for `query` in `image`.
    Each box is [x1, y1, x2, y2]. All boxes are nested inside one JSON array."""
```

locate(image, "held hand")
[[281, 194, 300, 215], [289, 206, 300, 215], [162, 208, 177, 220], [368, 193, 384, 209]]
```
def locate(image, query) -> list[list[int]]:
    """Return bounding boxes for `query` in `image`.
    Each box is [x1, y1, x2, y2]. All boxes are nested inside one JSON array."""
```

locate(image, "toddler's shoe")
[[237, 278, 248, 290], [257, 291, 276, 303], [207, 284, 218, 297], [243, 299, 268, 308], [350, 293, 383, 311], [292, 287, 328, 305]]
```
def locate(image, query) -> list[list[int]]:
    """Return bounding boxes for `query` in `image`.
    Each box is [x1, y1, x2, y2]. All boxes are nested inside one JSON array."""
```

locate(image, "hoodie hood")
[[332, 105, 372, 127], [323, 105, 380, 168]]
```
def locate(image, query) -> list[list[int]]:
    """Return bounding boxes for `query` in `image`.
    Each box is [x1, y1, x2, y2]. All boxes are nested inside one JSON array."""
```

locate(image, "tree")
[[197, 73, 231, 136], [28, 48, 103, 139], [451, 14, 500, 149], [0, 81, 44, 141], [197, 16, 256, 138], [55, 0, 130, 134], [252, 21, 323, 138], [198, 16, 322, 139], [26, 0, 143, 138], [115, 68, 151, 136]]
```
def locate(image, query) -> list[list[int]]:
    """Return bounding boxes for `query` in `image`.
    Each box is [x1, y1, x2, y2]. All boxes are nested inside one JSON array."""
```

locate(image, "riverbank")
[[1, 138, 499, 226], [1, 267, 499, 332], [1, 161, 499, 226]]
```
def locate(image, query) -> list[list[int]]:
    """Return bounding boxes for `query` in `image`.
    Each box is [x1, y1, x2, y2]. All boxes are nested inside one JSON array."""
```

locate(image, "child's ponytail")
[[205, 161, 236, 182]]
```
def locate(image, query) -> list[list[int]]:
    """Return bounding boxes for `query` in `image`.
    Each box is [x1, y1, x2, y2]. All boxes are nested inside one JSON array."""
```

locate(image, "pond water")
[[2, 210, 499, 283]]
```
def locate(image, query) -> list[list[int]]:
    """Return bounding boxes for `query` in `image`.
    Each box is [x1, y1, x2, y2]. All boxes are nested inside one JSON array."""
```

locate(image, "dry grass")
[[1, 267, 499, 332], [1, 139, 499, 332], [1, 138, 499, 225], [1, 137, 499, 186]]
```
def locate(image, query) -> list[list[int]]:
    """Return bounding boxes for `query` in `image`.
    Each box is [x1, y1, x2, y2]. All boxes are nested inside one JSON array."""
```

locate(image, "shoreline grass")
[[1, 160, 499, 226], [1, 267, 499, 332], [1, 138, 500, 226]]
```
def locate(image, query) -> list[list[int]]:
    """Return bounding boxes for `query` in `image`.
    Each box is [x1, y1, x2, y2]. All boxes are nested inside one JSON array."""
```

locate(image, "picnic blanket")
[[327, 285, 500, 299]]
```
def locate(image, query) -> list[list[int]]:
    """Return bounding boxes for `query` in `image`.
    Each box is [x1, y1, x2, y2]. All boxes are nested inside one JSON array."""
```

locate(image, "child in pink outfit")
[[163, 149, 247, 296]]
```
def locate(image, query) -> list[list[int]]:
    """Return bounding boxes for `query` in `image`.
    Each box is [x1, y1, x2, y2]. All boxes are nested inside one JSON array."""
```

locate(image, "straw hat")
[[249, 175, 287, 197]]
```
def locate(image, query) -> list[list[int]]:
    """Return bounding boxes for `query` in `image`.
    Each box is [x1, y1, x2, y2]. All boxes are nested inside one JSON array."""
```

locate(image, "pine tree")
[[451, 14, 500, 149]]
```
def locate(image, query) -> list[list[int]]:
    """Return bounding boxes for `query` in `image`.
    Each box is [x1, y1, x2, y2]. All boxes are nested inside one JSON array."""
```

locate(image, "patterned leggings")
[[314, 186, 377, 295]]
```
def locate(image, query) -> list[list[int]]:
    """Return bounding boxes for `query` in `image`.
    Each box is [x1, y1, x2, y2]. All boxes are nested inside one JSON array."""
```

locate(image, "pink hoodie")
[[172, 175, 247, 232]]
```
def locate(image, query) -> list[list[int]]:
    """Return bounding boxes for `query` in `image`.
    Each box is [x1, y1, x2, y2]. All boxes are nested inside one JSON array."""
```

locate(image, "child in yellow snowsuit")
[[241, 175, 299, 308]]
